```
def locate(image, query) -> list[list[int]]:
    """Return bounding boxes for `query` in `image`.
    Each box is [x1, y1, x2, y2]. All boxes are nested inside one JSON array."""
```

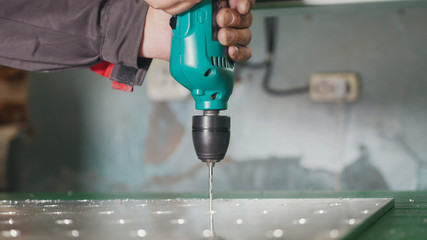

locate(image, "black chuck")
[[192, 115, 230, 162]]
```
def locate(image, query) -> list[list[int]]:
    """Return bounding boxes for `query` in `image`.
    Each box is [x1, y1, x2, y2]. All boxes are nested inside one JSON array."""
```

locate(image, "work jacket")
[[0, 0, 151, 90]]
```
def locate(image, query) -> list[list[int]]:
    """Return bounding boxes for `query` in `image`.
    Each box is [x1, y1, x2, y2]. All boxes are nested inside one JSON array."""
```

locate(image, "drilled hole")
[[210, 93, 217, 100]]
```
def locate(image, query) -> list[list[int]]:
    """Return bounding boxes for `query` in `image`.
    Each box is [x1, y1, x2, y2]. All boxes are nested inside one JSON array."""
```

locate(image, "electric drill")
[[169, 0, 234, 166]]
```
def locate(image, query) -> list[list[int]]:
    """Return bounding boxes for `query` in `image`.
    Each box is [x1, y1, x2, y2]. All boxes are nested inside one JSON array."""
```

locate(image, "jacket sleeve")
[[0, 0, 151, 86]]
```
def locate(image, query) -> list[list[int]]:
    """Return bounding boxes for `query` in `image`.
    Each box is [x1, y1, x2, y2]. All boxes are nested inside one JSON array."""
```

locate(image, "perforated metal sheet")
[[0, 198, 393, 240]]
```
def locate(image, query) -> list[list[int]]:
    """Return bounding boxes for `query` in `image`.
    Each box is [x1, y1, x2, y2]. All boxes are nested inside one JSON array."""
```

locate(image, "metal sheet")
[[0, 198, 393, 240]]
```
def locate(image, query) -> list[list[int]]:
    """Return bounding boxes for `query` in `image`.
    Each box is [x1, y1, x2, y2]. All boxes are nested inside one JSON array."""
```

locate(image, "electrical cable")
[[236, 17, 309, 96], [262, 17, 309, 96]]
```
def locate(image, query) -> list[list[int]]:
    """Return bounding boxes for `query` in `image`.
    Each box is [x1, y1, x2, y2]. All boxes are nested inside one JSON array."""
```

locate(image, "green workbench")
[[0, 191, 426, 239]]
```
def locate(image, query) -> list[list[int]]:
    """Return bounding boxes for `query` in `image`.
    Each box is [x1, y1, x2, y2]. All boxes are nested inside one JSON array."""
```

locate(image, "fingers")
[[145, 0, 202, 15], [228, 0, 254, 15], [228, 45, 252, 62], [145, 0, 182, 10], [218, 28, 251, 46], [164, 0, 202, 15], [223, 0, 254, 62], [216, 8, 252, 28]]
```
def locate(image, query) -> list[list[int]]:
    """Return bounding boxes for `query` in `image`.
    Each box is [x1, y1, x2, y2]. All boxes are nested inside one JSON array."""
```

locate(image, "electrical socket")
[[309, 73, 359, 102], [146, 59, 190, 102]]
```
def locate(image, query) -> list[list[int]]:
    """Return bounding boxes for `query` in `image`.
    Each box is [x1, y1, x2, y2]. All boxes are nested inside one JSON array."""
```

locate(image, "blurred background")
[[1, 0, 426, 193]]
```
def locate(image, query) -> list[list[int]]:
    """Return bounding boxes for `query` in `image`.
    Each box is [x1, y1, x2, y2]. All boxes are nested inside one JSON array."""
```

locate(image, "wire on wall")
[[237, 17, 309, 96]]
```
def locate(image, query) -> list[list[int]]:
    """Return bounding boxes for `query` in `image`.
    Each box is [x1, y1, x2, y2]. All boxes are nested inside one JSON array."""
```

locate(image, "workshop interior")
[[0, 0, 427, 239]]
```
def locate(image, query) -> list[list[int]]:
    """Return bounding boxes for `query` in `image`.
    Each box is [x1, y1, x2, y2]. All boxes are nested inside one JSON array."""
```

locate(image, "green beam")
[[254, 0, 427, 10]]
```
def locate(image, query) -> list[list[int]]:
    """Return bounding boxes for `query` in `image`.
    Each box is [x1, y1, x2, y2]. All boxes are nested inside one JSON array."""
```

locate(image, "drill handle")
[[169, 0, 235, 111]]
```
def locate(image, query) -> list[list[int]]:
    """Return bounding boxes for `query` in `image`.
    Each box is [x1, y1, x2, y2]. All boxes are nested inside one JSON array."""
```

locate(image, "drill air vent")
[[210, 56, 234, 69]]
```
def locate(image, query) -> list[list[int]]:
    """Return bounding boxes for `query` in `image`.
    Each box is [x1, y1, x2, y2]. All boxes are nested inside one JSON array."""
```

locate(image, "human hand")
[[140, 7, 172, 61], [140, 0, 254, 62], [144, 0, 202, 15], [216, 0, 253, 62]]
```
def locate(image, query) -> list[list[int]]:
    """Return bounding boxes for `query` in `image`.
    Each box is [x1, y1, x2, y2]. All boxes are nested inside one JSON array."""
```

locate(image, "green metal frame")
[[253, 0, 427, 9]]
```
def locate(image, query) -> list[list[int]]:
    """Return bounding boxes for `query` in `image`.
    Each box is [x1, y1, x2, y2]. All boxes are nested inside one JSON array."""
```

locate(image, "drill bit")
[[202, 111, 218, 225], [207, 160, 216, 236]]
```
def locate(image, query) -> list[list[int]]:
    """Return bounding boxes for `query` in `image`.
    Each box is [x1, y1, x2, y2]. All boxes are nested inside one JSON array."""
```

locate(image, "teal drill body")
[[170, 0, 233, 163], [170, 0, 234, 111]]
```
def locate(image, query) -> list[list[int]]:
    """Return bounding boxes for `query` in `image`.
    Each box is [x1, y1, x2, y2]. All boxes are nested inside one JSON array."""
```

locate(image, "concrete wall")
[[7, 6, 427, 192]]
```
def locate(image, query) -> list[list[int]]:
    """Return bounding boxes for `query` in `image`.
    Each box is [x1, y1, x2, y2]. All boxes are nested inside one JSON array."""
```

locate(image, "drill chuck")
[[192, 113, 230, 162]]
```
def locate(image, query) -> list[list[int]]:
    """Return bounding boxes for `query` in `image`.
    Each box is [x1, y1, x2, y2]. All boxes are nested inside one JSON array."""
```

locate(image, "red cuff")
[[90, 61, 114, 78], [90, 61, 134, 92]]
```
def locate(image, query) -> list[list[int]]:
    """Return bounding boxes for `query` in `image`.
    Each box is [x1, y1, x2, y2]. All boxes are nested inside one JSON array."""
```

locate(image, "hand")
[[217, 0, 253, 62], [144, 0, 202, 15], [140, 7, 172, 61], [140, 0, 254, 62]]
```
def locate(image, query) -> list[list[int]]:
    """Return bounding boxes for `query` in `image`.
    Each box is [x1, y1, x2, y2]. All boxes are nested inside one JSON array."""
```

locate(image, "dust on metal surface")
[[0, 198, 393, 240]]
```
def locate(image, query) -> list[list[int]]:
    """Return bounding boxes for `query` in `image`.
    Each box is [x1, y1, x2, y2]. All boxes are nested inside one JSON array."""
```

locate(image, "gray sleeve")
[[0, 0, 151, 85]]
